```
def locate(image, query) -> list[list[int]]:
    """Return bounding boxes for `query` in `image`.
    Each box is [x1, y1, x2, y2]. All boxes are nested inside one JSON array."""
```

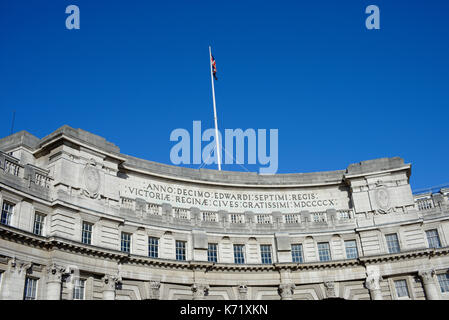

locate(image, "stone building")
[[0, 125, 448, 300]]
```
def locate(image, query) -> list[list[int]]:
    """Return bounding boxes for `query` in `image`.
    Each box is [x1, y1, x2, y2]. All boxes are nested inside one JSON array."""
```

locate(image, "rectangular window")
[[23, 277, 38, 300], [176, 240, 186, 261], [437, 274, 449, 293], [148, 237, 159, 258], [33, 213, 45, 236], [234, 244, 245, 264], [385, 233, 400, 254], [394, 279, 409, 298], [291, 244, 304, 263], [121, 232, 131, 253], [318, 242, 331, 262], [1, 202, 14, 226], [73, 279, 85, 300], [207, 243, 218, 263], [345, 240, 359, 259], [81, 222, 93, 245], [426, 229, 442, 249], [260, 245, 272, 264]]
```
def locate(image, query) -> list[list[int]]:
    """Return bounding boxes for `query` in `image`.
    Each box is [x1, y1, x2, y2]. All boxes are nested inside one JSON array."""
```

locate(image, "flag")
[[211, 55, 218, 80]]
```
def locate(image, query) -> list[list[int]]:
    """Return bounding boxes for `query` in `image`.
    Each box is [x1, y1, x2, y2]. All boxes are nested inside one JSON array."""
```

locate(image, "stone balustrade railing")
[[0, 152, 53, 189], [117, 196, 359, 231], [4, 159, 21, 177], [414, 189, 448, 212]]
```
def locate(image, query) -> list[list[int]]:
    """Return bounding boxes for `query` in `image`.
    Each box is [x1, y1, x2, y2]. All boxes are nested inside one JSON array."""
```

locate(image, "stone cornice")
[[0, 224, 50, 249], [1, 221, 449, 273], [120, 163, 345, 189], [359, 247, 449, 264], [343, 165, 411, 180]]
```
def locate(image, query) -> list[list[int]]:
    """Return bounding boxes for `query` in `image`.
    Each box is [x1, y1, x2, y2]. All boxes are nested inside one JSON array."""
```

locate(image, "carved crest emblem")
[[374, 183, 390, 213], [83, 160, 100, 198]]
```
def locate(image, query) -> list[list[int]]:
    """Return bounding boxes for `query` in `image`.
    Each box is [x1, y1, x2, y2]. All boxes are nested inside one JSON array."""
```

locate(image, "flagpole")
[[209, 46, 222, 171]]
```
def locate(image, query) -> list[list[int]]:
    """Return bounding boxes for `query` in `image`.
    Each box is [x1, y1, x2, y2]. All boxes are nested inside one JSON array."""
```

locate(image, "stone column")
[[46, 264, 66, 300], [102, 274, 120, 300], [191, 283, 209, 300], [365, 274, 383, 300], [418, 269, 440, 300], [278, 283, 295, 300]]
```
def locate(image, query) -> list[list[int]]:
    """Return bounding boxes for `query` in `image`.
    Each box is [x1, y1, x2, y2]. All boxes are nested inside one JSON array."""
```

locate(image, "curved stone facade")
[[0, 125, 448, 300]]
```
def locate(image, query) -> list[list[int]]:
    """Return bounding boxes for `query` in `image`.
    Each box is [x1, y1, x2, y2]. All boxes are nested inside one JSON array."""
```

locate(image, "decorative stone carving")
[[238, 284, 248, 300], [364, 272, 383, 300], [191, 283, 209, 300], [149, 281, 161, 300], [365, 274, 381, 291], [82, 160, 101, 199], [278, 283, 295, 300], [8, 257, 32, 275], [418, 269, 435, 283], [102, 274, 121, 291], [46, 263, 66, 283], [324, 281, 336, 298], [374, 183, 391, 214]]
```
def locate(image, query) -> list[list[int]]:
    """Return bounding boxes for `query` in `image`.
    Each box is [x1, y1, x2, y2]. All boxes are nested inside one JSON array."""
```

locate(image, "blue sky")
[[0, 1, 448, 191]]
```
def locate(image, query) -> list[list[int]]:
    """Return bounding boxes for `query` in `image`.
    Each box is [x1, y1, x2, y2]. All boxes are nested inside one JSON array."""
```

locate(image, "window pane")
[[121, 232, 131, 253], [345, 240, 358, 259], [386, 234, 400, 254], [176, 240, 186, 261], [394, 280, 409, 298], [426, 229, 441, 249], [260, 245, 272, 264], [291, 244, 303, 263], [1, 202, 14, 226], [208, 243, 218, 262], [234, 244, 245, 264], [318, 242, 331, 262], [73, 279, 85, 300], [437, 274, 449, 293], [23, 277, 37, 300], [33, 213, 45, 236], [82, 222, 93, 245], [148, 237, 159, 258]]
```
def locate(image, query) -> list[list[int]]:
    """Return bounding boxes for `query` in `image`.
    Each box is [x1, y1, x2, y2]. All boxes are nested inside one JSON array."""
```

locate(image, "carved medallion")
[[374, 185, 390, 213], [83, 160, 101, 198]]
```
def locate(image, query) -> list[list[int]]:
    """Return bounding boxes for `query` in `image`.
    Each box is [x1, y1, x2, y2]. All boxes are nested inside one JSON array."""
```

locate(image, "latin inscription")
[[122, 181, 346, 213]]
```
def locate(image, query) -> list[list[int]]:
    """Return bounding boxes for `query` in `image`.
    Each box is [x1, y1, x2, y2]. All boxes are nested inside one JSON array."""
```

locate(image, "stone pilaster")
[[278, 283, 295, 300], [418, 269, 440, 300], [0, 258, 32, 300], [46, 263, 66, 300], [365, 273, 383, 300], [102, 274, 121, 300], [149, 281, 161, 300], [191, 283, 209, 300]]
